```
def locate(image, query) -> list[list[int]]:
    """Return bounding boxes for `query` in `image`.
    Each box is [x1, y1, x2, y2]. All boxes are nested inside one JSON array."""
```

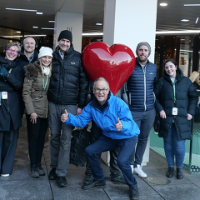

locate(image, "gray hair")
[[93, 77, 110, 89]]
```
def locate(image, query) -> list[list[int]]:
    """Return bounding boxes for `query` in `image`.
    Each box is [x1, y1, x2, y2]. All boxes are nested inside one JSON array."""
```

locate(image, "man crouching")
[[61, 77, 140, 200]]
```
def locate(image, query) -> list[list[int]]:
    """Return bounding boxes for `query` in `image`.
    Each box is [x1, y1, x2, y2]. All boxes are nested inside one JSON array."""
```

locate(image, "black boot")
[[48, 168, 57, 180], [82, 179, 106, 190], [37, 163, 45, 176], [176, 168, 183, 179], [129, 186, 139, 200], [57, 176, 67, 187], [84, 173, 94, 185], [166, 167, 174, 178]]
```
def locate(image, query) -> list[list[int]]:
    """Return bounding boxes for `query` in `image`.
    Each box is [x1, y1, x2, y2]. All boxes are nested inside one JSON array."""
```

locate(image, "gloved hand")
[[0, 67, 8, 77]]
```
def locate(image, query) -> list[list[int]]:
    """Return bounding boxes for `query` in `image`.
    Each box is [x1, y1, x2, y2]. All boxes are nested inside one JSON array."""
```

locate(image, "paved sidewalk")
[[0, 119, 199, 200]]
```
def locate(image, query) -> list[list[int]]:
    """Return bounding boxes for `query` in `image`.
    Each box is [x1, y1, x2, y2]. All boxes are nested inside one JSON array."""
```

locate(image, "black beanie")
[[58, 30, 72, 42]]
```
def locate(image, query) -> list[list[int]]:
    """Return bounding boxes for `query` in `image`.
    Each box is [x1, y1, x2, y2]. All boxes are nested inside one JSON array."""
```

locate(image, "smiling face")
[[93, 80, 109, 105], [137, 45, 149, 64], [41, 56, 52, 67], [23, 37, 36, 54], [59, 38, 71, 52], [5, 46, 19, 61], [164, 61, 177, 78]]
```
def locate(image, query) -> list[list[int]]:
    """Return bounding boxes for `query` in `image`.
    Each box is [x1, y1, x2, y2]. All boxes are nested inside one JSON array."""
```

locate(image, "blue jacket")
[[127, 59, 158, 111], [66, 92, 140, 139]]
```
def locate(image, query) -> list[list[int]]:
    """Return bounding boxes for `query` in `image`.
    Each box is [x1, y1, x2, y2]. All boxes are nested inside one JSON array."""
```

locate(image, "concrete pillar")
[[101, 0, 158, 166], [54, 12, 83, 52]]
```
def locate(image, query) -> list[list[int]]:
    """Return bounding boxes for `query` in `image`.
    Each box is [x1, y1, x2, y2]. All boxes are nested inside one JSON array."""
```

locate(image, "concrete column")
[[54, 12, 83, 52], [101, 0, 158, 166]]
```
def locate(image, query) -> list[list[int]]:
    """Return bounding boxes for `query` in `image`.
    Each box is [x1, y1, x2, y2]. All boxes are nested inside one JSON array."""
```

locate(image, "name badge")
[[172, 107, 178, 115], [2, 92, 8, 99]]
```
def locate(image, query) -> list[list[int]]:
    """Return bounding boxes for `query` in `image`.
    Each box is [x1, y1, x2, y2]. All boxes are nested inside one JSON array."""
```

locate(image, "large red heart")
[[82, 42, 136, 95]]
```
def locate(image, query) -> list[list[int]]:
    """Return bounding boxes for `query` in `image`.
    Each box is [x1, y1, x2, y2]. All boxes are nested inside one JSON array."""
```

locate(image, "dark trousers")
[[85, 121, 122, 178], [26, 115, 48, 166], [0, 124, 18, 174], [129, 109, 156, 166], [85, 135, 138, 187]]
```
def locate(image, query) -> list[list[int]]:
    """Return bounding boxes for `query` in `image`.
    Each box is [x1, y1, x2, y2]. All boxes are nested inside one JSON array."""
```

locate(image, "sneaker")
[[129, 186, 139, 200], [84, 174, 94, 185], [30, 165, 39, 178], [37, 164, 45, 176], [82, 179, 106, 190], [134, 165, 147, 178], [1, 174, 10, 177], [111, 176, 126, 184], [57, 176, 67, 187], [48, 168, 57, 180]]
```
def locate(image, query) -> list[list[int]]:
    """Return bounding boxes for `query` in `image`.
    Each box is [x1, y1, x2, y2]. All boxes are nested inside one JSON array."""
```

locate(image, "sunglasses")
[[7, 48, 19, 55]]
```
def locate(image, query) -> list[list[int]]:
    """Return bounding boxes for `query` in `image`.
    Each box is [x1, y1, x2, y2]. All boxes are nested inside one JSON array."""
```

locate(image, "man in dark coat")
[[127, 42, 158, 178], [48, 30, 88, 187]]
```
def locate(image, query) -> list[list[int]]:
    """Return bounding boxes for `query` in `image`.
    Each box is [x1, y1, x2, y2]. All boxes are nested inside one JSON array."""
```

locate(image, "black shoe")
[[176, 168, 183, 179], [37, 164, 45, 176], [166, 167, 174, 178], [82, 179, 106, 190], [30, 165, 39, 178], [57, 176, 67, 187], [111, 176, 126, 184], [84, 174, 94, 185], [48, 168, 57, 180], [129, 186, 139, 200]]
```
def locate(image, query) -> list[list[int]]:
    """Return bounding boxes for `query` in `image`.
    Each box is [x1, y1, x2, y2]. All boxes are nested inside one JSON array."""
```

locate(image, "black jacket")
[[0, 56, 24, 131], [154, 68, 198, 140], [48, 45, 88, 108]]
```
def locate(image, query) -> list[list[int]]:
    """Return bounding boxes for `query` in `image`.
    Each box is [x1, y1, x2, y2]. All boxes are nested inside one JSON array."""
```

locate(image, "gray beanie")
[[136, 42, 151, 56]]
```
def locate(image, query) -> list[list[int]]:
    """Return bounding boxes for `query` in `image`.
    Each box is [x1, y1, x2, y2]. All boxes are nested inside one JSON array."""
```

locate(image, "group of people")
[[0, 29, 198, 200]]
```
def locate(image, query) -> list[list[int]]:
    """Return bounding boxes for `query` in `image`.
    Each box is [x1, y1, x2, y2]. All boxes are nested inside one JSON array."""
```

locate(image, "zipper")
[[142, 65, 147, 111]]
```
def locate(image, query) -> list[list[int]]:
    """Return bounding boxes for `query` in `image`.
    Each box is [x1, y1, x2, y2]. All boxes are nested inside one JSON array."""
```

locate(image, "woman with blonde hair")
[[23, 47, 53, 178], [0, 42, 23, 177], [189, 71, 200, 89]]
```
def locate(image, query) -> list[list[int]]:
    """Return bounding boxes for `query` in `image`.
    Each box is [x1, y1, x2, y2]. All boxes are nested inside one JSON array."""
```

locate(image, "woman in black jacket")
[[154, 59, 197, 179], [0, 42, 24, 177]]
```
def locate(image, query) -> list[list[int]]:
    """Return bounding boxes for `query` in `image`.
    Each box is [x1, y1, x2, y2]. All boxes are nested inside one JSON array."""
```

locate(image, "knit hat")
[[38, 47, 53, 59], [58, 30, 72, 42], [136, 42, 151, 56]]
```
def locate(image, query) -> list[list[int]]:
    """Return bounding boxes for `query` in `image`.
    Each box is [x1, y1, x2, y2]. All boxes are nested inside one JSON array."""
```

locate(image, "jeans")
[[85, 135, 138, 187], [129, 109, 156, 167], [164, 123, 185, 168]]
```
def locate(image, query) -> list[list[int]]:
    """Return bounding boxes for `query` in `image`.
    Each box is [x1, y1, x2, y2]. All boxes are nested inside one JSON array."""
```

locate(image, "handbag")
[[153, 114, 160, 133], [70, 126, 90, 167]]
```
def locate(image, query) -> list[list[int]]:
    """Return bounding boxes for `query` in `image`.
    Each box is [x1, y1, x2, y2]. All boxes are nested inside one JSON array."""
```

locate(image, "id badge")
[[2, 92, 8, 99], [172, 107, 178, 115]]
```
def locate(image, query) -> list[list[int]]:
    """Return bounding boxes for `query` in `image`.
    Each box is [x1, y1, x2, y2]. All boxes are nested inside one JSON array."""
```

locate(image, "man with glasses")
[[61, 77, 140, 200]]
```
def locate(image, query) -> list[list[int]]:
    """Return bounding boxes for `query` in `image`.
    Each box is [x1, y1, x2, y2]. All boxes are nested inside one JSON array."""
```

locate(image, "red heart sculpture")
[[82, 42, 136, 95]]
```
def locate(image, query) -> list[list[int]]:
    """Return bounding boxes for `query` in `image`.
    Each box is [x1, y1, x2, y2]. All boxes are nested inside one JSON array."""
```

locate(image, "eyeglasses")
[[94, 88, 108, 93], [7, 48, 19, 54]]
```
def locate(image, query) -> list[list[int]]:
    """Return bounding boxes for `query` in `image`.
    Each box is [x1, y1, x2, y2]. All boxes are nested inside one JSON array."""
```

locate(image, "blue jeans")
[[129, 109, 156, 166], [85, 135, 138, 187], [164, 123, 185, 168]]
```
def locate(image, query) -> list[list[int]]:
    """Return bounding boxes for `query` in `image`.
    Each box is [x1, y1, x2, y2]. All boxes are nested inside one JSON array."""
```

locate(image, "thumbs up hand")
[[61, 109, 69, 122], [115, 118, 122, 131]]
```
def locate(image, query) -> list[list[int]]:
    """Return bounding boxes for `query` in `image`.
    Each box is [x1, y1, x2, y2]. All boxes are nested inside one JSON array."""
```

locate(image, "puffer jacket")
[[66, 92, 140, 139], [154, 68, 198, 140], [127, 59, 158, 111], [0, 56, 24, 131], [48, 45, 88, 108], [23, 61, 51, 118]]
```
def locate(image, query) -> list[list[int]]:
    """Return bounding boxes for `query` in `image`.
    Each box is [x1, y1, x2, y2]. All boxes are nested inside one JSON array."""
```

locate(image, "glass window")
[[154, 36, 161, 76]]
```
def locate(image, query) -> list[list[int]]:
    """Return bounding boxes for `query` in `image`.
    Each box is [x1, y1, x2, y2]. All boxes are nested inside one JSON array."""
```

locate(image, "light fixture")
[[181, 19, 189, 22], [174, 49, 176, 50], [33, 26, 38, 28], [195, 17, 199, 24], [156, 30, 200, 34], [49, 21, 55, 23], [160, 3, 168, 6], [96, 23, 102, 26], [82, 32, 103, 36], [2, 34, 46, 38], [36, 12, 43, 15], [6, 8, 37, 12], [41, 27, 54, 30], [16, 31, 21, 33], [184, 4, 200, 6], [180, 39, 185, 40]]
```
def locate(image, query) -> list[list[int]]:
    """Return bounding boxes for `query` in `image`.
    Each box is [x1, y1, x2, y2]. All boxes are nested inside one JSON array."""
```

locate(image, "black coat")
[[48, 45, 88, 108], [0, 56, 24, 131], [154, 68, 198, 140]]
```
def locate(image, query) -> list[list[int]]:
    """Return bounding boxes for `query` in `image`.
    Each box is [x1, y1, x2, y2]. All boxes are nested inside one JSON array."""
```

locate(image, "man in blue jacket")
[[127, 42, 158, 178], [61, 77, 140, 200]]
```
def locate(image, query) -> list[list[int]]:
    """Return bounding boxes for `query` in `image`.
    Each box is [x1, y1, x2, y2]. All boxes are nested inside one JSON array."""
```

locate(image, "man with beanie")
[[48, 30, 88, 187], [127, 42, 158, 178]]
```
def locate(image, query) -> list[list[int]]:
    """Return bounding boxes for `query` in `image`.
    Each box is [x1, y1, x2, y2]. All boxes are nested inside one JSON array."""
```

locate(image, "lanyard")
[[42, 75, 49, 91], [172, 78, 176, 103]]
